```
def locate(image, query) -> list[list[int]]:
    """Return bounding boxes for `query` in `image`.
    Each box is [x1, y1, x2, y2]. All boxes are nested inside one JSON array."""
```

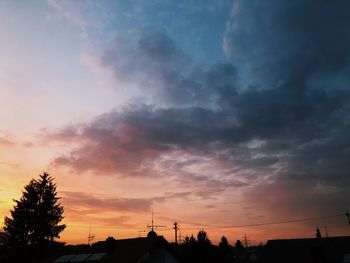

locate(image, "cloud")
[[47, 104, 257, 195], [49, 86, 350, 189], [221, 0, 350, 216], [223, 0, 350, 90], [46, 0, 113, 32], [244, 177, 350, 220], [61, 190, 194, 221], [61, 191, 152, 213], [47, 1, 350, 218], [0, 161, 19, 169], [101, 29, 210, 106], [0, 136, 15, 147]]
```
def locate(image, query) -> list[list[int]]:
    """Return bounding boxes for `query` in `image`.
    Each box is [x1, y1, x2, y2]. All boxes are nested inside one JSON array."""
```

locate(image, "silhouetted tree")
[[105, 236, 116, 254], [234, 240, 246, 261], [234, 240, 244, 250], [181, 232, 236, 263], [181, 235, 196, 262], [197, 229, 211, 246], [183, 236, 190, 245], [197, 230, 213, 263], [189, 234, 197, 245], [3, 172, 65, 260], [219, 236, 233, 262], [183, 234, 197, 247], [219, 236, 229, 249]]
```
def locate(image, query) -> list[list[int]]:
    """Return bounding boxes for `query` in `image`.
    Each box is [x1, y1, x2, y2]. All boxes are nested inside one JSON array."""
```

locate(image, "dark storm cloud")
[[223, 0, 350, 216], [51, 106, 226, 174], [49, 105, 252, 199], [230, 87, 349, 141], [102, 29, 208, 106], [205, 63, 238, 105], [50, 1, 350, 214], [224, 0, 350, 91]]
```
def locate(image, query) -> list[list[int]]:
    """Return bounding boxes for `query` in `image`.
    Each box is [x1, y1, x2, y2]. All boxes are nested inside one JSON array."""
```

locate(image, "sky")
[[1, 0, 350, 245]]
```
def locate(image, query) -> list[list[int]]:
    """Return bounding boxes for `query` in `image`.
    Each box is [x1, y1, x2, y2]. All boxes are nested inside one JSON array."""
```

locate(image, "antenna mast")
[[152, 207, 154, 231], [88, 225, 94, 245], [146, 206, 166, 232]]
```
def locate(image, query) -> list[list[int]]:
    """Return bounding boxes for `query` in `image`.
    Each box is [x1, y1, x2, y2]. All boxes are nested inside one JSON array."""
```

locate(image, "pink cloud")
[[0, 137, 14, 147]]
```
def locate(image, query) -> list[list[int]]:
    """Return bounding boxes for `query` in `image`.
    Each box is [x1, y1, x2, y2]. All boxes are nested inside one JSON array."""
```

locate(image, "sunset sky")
[[1, 0, 350, 245]]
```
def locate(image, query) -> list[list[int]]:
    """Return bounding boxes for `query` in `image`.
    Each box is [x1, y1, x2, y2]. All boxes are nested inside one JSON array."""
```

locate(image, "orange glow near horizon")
[[1, 172, 350, 246], [1, 141, 350, 245]]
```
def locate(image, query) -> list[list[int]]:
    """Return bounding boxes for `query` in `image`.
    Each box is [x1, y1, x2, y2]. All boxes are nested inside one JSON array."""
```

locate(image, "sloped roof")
[[104, 236, 168, 263], [46, 235, 175, 263]]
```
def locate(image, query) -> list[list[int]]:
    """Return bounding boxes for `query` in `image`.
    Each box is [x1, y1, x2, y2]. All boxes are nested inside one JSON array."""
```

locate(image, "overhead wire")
[[0, 212, 348, 231], [179, 212, 347, 230]]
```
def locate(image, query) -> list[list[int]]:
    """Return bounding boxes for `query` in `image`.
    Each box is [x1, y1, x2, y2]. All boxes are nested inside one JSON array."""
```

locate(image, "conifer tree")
[[3, 172, 65, 254]]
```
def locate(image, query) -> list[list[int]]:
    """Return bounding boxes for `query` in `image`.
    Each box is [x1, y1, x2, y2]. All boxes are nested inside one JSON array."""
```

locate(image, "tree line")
[[177, 230, 257, 263]]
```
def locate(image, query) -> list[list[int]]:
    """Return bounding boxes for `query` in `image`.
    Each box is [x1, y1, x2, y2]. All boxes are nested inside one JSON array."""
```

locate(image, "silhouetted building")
[[45, 232, 181, 263], [263, 236, 350, 263]]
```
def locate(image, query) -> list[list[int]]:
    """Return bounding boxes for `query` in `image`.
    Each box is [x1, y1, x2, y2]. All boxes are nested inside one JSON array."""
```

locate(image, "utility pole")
[[243, 234, 249, 248], [346, 211, 350, 226], [173, 222, 178, 244]]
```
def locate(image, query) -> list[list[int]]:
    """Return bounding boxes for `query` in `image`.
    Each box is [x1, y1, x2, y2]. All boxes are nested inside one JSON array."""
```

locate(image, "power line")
[[67, 225, 171, 231], [65, 225, 151, 229], [178, 229, 190, 242], [179, 212, 347, 230], [0, 212, 347, 232]]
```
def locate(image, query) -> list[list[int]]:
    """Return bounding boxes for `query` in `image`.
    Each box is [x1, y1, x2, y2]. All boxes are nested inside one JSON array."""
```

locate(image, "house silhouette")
[[45, 231, 181, 263], [263, 236, 350, 263]]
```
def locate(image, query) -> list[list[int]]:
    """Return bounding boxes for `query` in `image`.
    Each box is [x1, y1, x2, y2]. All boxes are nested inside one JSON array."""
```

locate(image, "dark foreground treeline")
[[2, 230, 346, 263], [0, 230, 262, 263], [174, 230, 262, 263]]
